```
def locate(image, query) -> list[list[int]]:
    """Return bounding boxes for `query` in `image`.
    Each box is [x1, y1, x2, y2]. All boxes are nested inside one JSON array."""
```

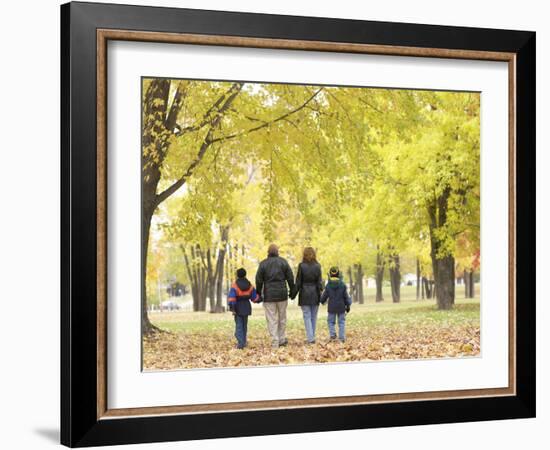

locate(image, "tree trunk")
[[214, 226, 229, 312], [420, 277, 427, 300], [214, 254, 226, 312], [416, 258, 421, 300], [375, 252, 385, 302], [356, 264, 364, 304], [389, 254, 401, 303], [182, 247, 199, 311], [141, 81, 243, 331], [199, 248, 208, 311], [140, 80, 172, 334], [464, 269, 475, 298], [191, 246, 201, 311], [208, 276, 215, 310], [233, 244, 238, 274], [224, 243, 230, 294], [141, 202, 159, 334], [197, 270, 206, 311], [347, 267, 355, 302], [189, 245, 208, 311], [428, 187, 456, 310], [205, 248, 216, 312], [432, 256, 455, 309], [422, 277, 432, 299]]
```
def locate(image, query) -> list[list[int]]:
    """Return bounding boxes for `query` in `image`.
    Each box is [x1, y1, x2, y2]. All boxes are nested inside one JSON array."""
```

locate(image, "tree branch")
[[155, 83, 244, 206], [358, 97, 383, 114], [157, 85, 322, 207], [173, 83, 243, 136], [165, 81, 188, 131], [209, 87, 324, 144]]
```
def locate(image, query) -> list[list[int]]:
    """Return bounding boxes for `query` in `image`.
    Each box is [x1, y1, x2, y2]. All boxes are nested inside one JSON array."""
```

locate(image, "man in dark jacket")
[[256, 244, 296, 349]]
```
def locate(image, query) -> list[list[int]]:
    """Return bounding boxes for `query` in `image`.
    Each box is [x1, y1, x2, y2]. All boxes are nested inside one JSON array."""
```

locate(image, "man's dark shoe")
[[279, 339, 288, 347]]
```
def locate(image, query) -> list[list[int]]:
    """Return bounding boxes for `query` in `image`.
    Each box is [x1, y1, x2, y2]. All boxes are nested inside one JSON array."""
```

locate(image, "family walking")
[[227, 243, 352, 350]]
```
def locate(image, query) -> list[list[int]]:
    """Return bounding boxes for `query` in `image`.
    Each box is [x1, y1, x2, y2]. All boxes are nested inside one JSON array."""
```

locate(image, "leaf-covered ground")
[[143, 298, 480, 371]]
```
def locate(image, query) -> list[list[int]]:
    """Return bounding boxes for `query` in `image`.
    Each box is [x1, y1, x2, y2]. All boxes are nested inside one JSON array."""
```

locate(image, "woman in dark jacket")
[[294, 247, 323, 344]]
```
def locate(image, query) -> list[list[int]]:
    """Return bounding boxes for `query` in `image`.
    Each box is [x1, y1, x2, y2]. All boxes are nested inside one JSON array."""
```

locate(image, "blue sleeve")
[[227, 287, 237, 304], [251, 287, 259, 302], [320, 287, 329, 304]]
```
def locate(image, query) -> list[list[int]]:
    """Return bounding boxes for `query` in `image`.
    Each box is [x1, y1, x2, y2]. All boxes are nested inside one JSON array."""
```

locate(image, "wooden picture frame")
[[61, 1, 535, 447]]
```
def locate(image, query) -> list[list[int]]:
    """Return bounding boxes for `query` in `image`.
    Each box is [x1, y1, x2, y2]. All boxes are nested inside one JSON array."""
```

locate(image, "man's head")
[[236, 268, 247, 279], [267, 243, 279, 257]]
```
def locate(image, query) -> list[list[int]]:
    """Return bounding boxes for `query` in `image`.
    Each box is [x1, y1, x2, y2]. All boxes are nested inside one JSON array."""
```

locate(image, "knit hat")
[[329, 266, 340, 279], [236, 268, 247, 278]]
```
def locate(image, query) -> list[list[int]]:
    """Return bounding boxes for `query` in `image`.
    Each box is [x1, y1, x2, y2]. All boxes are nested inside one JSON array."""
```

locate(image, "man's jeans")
[[234, 314, 248, 348], [301, 304, 319, 343], [263, 301, 288, 347], [327, 312, 346, 341]]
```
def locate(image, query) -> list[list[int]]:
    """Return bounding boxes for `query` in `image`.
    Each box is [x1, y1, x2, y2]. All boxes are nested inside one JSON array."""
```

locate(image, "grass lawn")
[[143, 285, 480, 370]]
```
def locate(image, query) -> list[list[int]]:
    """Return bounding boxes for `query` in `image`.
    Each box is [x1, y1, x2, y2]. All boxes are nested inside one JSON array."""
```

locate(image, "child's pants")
[[234, 315, 248, 348], [327, 312, 346, 341]]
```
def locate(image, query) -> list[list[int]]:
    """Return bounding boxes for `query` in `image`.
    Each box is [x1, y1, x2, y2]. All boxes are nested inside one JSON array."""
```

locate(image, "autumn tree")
[[143, 80, 480, 321], [377, 92, 480, 309], [142, 80, 326, 324]]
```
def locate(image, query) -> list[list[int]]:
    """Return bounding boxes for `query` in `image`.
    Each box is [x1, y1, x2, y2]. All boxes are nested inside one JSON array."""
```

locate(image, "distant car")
[[160, 300, 181, 311]]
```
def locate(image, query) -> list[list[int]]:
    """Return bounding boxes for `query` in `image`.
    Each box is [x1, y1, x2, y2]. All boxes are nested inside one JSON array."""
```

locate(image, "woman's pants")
[[301, 304, 319, 343]]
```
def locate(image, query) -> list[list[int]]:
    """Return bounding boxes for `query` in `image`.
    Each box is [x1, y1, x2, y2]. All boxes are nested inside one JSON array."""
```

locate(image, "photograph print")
[[141, 77, 481, 371]]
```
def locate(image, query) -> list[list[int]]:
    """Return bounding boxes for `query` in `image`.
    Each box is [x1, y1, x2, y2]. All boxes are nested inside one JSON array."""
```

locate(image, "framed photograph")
[[61, 1, 535, 447]]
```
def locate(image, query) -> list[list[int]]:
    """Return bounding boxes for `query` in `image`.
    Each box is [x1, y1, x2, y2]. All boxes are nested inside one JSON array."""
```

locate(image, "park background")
[[141, 78, 481, 369], [0, 0, 546, 449]]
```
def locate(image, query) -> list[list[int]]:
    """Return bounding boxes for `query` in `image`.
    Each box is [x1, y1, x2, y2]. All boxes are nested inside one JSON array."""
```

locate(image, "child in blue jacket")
[[227, 268, 261, 349], [320, 266, 351, 342]]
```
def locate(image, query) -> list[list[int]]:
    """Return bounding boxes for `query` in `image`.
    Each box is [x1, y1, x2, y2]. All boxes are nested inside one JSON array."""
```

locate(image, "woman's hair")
[[302, 247, 317, 263]]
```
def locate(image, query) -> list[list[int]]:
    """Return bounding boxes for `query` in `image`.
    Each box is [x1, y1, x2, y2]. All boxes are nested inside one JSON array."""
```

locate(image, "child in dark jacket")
[[227, 268, 261, 349], [320, 266, 352, 342]]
